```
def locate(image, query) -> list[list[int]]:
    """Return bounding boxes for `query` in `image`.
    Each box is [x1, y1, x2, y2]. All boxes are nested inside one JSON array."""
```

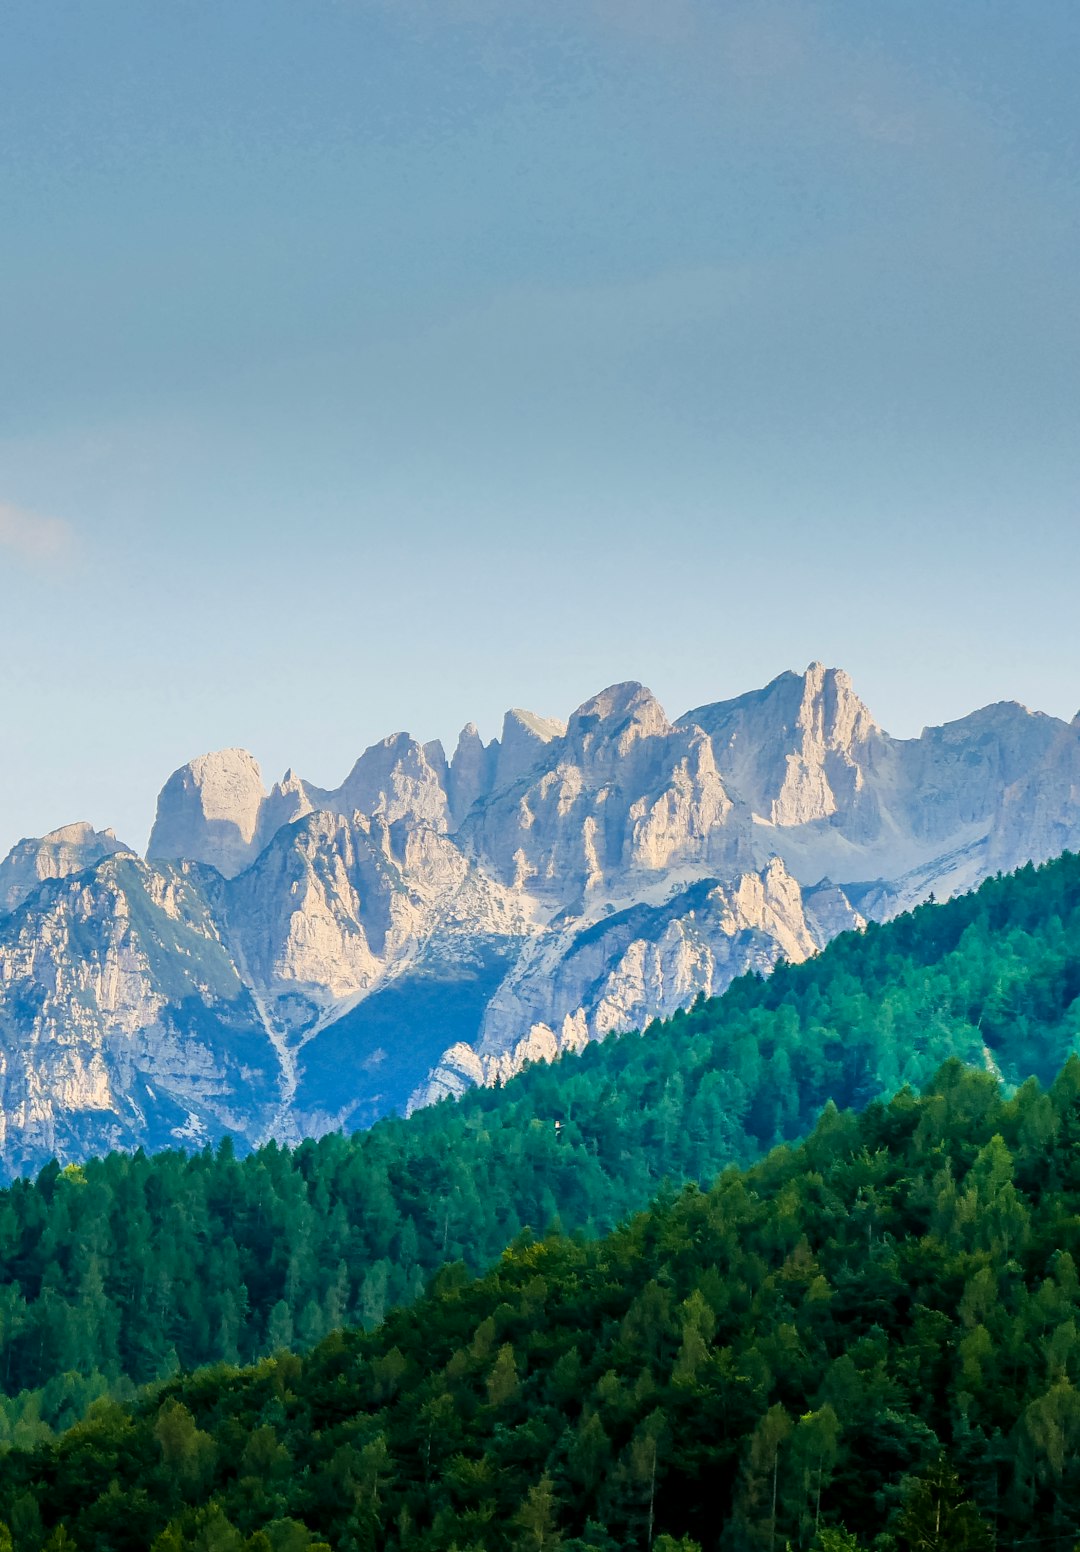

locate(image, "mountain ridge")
[[1, 661, 1079, 1174]]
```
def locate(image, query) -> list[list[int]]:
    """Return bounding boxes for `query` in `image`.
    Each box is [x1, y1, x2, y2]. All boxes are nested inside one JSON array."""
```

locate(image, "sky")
[[2, 0, 1078, 854]]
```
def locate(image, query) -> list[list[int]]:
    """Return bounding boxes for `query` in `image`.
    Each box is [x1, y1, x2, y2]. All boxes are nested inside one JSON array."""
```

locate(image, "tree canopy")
[[3, 1057, 1080, 1547]]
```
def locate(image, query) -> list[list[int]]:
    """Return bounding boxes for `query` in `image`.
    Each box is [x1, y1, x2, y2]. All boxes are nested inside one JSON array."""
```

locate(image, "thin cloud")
[[0, 501, 74, 565], [353, 0, 969, 160]]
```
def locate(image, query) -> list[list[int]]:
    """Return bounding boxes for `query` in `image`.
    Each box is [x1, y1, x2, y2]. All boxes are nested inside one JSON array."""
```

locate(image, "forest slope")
[[3, 1059, 1080, 1548]]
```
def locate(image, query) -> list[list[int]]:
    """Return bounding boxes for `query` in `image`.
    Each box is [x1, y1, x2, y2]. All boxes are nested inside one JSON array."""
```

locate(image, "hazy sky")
[[2, 1, 1078, 854]]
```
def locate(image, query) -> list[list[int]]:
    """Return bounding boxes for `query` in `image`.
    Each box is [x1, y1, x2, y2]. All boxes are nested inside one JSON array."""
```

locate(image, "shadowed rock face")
[[2, 661, 1079, 1175]]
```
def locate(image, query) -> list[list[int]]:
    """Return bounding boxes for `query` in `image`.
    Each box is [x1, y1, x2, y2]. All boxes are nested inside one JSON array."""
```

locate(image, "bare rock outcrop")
[[411, 856, 862, 1109], [686, 663, 881, 829], [460, 682, 739, 903], [225, 809, 530, 1039], [448, 723, 496, 827], [308, 733, 451, 833], [0, 822, 129, 915], [493, 707, 567, 789], [148, 748, 268, 878], [0, 854, 280, 1177]]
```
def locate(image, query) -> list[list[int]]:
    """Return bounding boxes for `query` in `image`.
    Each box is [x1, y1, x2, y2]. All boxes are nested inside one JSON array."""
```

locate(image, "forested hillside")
[[1, 853, 1079, 1444], [4, 1058, 1080, 1549]]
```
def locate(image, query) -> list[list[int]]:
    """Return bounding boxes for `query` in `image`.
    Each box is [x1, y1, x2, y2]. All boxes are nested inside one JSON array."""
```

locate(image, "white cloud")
[[0, 500, 74, 565]]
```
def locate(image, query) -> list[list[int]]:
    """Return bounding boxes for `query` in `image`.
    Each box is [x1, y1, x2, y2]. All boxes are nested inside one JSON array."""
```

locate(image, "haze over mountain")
[[0, 660, 1078, 1178]]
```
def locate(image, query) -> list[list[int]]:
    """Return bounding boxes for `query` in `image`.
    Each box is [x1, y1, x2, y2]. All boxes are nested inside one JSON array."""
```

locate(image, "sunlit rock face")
[[0, 822, 129, 915], [147, 748, 268, 878], [3, 662, 1080, 1174], [687, 663, 882, 830], [0, 854, 280, 1179], [458, 683, 740, 905], [411, 855, 852, 1112]]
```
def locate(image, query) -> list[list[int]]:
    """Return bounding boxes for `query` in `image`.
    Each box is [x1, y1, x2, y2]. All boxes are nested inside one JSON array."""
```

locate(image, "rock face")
[[225, 809, 528, 1041], [2, 661, 1080, 1176], [687, 663, 881, 830], [148, 749, 268, 877], [460, 683, 738, 902], [411, 856, 856, 1110], [0, 823, 129, 915], [308, 735, 452, 834], [0, 855, 280, 1178]]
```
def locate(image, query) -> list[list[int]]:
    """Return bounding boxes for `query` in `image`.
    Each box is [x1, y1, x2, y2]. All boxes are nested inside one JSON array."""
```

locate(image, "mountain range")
[[0, 661, 1078, 1177]]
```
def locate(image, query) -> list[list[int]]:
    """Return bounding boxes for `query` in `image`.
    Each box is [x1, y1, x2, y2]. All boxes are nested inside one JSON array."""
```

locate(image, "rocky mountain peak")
[[456, 681, 736, 903], [793, 662, 879, 767], [450, 724, 486, 773], [322, 733, 451, 832], [190, 748, 267, 807], [683, 663, 879, 827], [255, 768, 315, 852], [906, 701, 1064, 813], [494, 707, 567, 789], [448, 723, 496, 826], [566, 682, 671, 762], [686, 663, 876, 739], [148, 748, 268, 879], [3, 660, 1080, 1175], [504, 707, 567, 743], [0, 823, 131, 916], [52, 821, 111, 844]]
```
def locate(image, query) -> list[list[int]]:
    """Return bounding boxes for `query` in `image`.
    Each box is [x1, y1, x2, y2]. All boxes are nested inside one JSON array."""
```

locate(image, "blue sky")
[[2, 1, 1078, 853]]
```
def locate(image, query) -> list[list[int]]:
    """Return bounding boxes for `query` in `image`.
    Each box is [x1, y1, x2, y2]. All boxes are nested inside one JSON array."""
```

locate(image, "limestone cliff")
[[0, 855, 280, 1177], [0, 823, 129, 915], [412, 856, 861, 1110], [147, 748, 268, 878], [686, 663, 881, 830], [460, 683, 739, 902]]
